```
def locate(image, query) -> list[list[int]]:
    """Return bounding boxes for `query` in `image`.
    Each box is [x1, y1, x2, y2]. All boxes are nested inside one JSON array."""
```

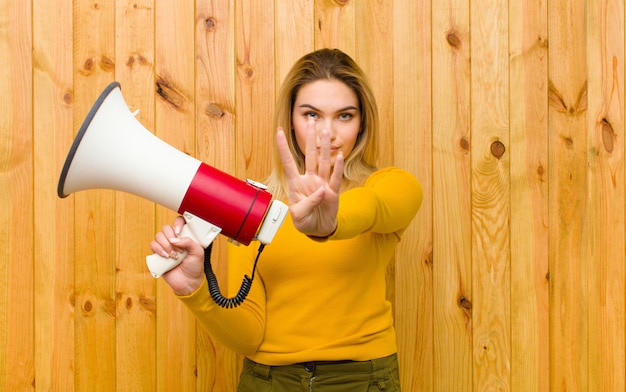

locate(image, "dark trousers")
[[237, 353, 401, 392]]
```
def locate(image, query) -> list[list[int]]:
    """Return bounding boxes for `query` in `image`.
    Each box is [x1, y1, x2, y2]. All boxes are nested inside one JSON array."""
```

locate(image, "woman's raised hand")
[[276, 118, 344, 237]]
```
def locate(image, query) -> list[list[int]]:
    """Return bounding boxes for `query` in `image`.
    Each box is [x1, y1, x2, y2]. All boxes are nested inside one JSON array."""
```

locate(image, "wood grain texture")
[[275, 0, 314, 89], [548, 1, 589, 390], [585, 1, 625, 390], [0, 0, 33, 390], [432, 0, 473, 390], [315, 0, 356, 56], [72, 1, 117, 391], [470, 0, 511, 390], [393, 0, 433, 390], [509, 1, 549, 391], [33, 0, 74, 390], [235, 0, 274, 181]]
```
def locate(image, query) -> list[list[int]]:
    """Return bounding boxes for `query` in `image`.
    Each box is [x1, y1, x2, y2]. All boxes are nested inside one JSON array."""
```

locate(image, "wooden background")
[[1, 0, 625, 391]]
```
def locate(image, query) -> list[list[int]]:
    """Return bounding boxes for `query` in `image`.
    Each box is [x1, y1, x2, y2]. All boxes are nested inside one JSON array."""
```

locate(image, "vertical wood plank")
[[585, 0, 625, 390], [314, 0, 356, 55], [33, 0, 75, 390], [274, 0, 314, 89], [508, 0, 549, 391], [431, 0, 473, 390], [114, 1, 157, 391], [195, 1, 237, 390], [73, 1, 117, 390], [355, 0, 394, 167], [155, 0, 198, 390], [470, 0, 511, 389], [0, 0, 33, 390], [235, 0, 275, 181], [548, 1, 589, 390], [393, 0, 433, 390]]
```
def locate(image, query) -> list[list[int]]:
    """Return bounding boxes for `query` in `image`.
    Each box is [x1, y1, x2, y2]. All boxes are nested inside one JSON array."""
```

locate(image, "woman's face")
[[291, 79, 361, 166]]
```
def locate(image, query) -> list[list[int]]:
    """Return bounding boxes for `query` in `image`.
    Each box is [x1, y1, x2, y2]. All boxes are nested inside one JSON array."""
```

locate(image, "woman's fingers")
[[150, 239, 170, 258], [276, 128, 300, 180], [329, 151, 344, 193], [151, 220, 189, 259], [304, 118, 318, 175], [151, 229, 177, 258], [317, 129, 331, 181], [173, 216, 186, 235]]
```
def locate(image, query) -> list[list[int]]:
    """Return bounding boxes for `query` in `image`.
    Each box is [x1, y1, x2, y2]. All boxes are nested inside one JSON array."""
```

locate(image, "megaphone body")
[[58, 82, 287, 278]]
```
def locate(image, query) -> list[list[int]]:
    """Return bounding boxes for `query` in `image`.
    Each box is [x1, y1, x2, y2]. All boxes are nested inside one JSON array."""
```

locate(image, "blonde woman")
[[151, 48, 422, 391]]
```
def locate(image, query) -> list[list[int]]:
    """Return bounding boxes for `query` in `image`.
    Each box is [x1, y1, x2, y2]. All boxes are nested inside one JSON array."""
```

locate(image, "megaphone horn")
[[58, 82, 287, 279]]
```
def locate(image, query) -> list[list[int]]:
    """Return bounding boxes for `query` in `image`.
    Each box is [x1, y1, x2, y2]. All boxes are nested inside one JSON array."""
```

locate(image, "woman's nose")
[[317, 119, 336, 139]]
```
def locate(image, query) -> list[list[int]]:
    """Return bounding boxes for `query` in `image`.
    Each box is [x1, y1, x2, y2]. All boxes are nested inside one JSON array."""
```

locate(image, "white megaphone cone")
[[58, 82, 287, 279]]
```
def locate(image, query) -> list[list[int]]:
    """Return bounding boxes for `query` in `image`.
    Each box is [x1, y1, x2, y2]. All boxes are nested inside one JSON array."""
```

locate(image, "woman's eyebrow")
[[297, 103, 359, 112]]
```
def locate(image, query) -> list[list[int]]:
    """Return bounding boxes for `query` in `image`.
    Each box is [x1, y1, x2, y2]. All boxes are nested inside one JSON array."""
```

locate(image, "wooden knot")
[[205, 103, 225, 118], [460, 137, 470, 152], [424, 251, 433, 267], [446, 30, 462, 49], [205, 17, 217, 31], [82, 300, 93, 313], [601, 118, 615, 153], [156, 77, 185, 109], [490, 140, 505, 159], [63, 91, 73, 105], [562, 136, 573, 148], [79, 57, 95, 76], [100, 55, 115, 72], [537, 163, 545, 182], [139, 296, 156, 314], [241, 64, 255, 79], [458, 296, 472, 310], [126, 53, 149, 69]]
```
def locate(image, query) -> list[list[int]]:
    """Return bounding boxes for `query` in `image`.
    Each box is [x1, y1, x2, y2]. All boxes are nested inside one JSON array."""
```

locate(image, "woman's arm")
[[150, 218, 266, 355], [330, 167, 423, 240]]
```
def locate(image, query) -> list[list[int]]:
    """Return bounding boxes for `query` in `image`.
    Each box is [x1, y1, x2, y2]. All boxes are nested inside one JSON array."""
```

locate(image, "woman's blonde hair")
[[266, 48, 379, 200]]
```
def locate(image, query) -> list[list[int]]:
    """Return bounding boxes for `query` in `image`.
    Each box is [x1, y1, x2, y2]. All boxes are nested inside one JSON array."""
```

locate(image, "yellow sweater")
[[177, 167, 423, 366]]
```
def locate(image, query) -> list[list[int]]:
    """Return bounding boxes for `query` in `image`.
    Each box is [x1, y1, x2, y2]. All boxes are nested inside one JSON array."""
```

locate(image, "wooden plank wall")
[[1, 0, 625, 391]]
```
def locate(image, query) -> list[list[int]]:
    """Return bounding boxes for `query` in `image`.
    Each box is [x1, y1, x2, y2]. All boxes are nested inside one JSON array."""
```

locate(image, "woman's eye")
[[305, 112, 318, 119], [339, 113, 353, 120]]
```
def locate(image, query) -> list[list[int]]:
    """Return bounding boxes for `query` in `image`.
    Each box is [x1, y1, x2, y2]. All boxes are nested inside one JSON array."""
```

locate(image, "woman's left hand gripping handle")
[[147, 213, 221, 278]]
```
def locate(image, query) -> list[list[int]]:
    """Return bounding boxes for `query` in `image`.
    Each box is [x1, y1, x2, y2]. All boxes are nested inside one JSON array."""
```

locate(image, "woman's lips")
[[317, 146, 339, 153]]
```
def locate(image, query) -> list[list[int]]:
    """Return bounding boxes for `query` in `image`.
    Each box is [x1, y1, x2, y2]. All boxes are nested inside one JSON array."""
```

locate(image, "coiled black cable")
[[203, 242, 265, 309]]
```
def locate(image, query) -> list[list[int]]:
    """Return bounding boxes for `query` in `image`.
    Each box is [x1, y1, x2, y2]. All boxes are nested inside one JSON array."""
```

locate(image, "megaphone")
[[58, 82, 288, 279]]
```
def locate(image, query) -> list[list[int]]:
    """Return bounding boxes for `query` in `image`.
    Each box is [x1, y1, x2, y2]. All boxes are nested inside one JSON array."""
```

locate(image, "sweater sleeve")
[[175, 242, 266, 356], [330, 167, 423, 240]]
